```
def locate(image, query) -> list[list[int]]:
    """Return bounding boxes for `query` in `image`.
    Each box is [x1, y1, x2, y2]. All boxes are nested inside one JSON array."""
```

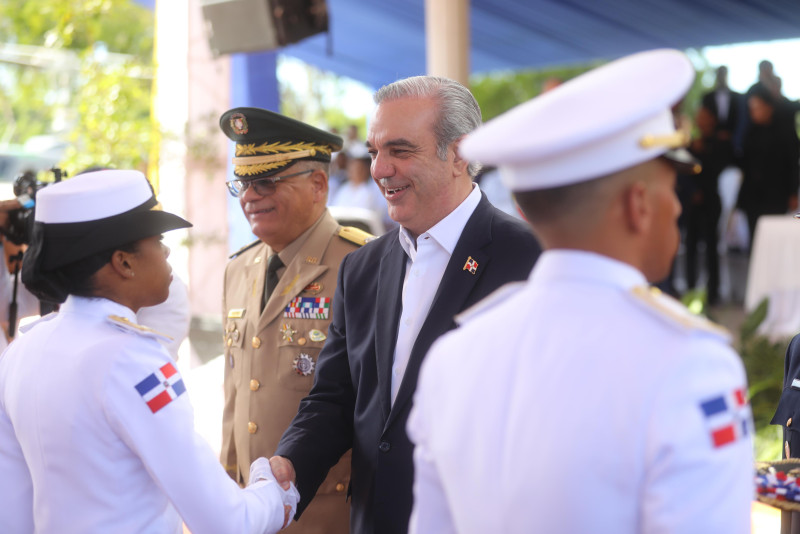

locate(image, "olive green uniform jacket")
[[222, 211, 363, 533]]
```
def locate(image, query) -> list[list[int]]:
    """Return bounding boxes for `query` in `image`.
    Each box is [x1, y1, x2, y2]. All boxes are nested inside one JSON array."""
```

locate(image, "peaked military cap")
[[220, 107, 343, 179]]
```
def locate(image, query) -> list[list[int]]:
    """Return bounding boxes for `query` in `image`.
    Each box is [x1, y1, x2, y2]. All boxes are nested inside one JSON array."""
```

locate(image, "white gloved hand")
[[249, 457, 277, 486], [249, 457, 301, 525]]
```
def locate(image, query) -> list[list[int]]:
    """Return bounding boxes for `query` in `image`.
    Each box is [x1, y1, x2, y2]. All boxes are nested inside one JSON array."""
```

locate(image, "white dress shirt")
[[0, 296, 288, 534], [391, 184, 481, 403], [408, 250, 754, 534]]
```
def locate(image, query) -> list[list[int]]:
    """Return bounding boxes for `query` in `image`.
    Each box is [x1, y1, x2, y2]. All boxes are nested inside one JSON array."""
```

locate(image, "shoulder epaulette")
[[455, 282, 526, 326], [338, 226, 375, 247], [629, 286, 730, 341], [107, 315, 173, 342], [228, 239, 261, 259], [18, 311, 58, 334]]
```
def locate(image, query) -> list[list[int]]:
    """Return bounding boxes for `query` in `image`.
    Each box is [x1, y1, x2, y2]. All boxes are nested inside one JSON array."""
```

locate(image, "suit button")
[[789, 417, 793, 427], [379, 441, 391, 453], [248, 422, 258, 434], [226, 337, 232, 347], [335, 483, 345, 492], [250, 379, 260, 391], [252, 337, 262, 349]]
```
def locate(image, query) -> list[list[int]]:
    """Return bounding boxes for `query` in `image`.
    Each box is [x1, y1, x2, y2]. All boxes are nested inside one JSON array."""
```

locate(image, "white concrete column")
[[425, 0, 470, 86]]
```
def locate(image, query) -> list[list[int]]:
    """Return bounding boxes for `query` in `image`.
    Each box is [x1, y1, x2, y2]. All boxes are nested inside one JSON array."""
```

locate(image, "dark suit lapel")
[[375, 237, 407, 421], [387, 196, 495, 427]]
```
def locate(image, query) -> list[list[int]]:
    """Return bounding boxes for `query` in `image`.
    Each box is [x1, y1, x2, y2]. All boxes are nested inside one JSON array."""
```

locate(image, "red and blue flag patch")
[[700, 387, 752, 448], [135, 362, 186, 414]]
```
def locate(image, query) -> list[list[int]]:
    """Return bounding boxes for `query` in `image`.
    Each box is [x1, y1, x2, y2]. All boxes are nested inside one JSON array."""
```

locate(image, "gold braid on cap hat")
[[639, 130, 690, 149], [232, 141, 333, 177]]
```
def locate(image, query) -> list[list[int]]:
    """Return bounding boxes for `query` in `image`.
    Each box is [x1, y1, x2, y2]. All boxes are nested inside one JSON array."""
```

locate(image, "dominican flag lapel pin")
[[135, 362, 186, 414], [463, 256, 478, 275]]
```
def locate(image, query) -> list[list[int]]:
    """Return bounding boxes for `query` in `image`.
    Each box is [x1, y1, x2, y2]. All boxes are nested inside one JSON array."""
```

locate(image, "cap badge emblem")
[[230, 112, 249, 135], [293, 353, 315, 376]]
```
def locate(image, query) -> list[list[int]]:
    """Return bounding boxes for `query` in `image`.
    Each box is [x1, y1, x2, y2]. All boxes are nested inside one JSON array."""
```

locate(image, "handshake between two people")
[[248, 457, 301, 530]]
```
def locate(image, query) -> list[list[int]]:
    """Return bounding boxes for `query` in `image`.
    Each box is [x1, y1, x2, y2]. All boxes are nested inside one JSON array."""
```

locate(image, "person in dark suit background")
[[701, 65, 743, 158], [736, 84, 800, 243], [772, 333, 800, 534], [683, 106, 733, 306], [270, 75, 541, 534]]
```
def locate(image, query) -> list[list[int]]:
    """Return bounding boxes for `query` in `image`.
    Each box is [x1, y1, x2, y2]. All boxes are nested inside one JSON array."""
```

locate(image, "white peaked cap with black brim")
[[460, 48, 700, 192], [22, 170, 191, 301]]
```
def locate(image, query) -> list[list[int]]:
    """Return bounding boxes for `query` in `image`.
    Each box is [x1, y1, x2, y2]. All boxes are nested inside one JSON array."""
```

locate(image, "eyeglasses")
[[226, 169, 314, 197]]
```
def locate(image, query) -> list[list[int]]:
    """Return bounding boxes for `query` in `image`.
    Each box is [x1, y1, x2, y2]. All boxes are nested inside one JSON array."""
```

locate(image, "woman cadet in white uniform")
[[0, 170, 298, 533]]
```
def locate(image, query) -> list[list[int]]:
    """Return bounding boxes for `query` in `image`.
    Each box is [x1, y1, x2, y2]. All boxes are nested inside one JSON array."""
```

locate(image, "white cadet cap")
[[36, 170, 153, 223], [460, 49, 698, 192]]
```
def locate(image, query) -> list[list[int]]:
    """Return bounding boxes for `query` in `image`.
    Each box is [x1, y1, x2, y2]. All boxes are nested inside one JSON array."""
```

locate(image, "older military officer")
[[220, 108, 367, 533], [0, 170, 296, 533], [408, 49, 754, 533]]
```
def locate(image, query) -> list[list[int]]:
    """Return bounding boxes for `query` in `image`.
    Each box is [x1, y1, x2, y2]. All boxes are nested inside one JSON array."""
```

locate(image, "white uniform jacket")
[[0, 296, 286, 534], [408, 250, 754, 534]]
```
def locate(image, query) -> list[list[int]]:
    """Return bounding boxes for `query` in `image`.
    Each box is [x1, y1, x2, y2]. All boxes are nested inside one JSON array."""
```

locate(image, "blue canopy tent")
[[281, 0, 800, 90]]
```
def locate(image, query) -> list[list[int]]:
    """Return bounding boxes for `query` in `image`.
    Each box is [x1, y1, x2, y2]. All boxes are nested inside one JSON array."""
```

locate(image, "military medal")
[[309, 329, 327, 342], [293, 353, 315, 376], [303, 282, 323, 295], [463, 256, 478, 274], [280, 323, 297, 342]]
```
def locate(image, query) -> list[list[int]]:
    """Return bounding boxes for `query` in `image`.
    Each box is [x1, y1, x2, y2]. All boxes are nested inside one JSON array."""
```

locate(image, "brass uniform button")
[[250, 379, 260, 391], [335, 483, 345, 492], [252, 337, 262, 349], [298, 337, 307, 346], [789, 417, 793, 427], [248, 422, 258, 434], [226, 337, 232, 347]]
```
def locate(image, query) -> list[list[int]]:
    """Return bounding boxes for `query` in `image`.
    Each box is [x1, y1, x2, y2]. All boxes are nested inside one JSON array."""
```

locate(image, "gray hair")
[[374, 76, 483, 177]]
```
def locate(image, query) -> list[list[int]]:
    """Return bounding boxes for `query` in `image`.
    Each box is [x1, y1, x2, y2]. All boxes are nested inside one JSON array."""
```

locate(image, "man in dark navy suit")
[[271, 75, 541, 534], [701, 66, 743, 156]]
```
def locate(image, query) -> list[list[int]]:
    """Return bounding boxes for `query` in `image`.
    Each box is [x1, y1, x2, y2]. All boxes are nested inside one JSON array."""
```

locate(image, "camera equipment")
[[3, 167, 65, 337], [2, 167, 65, 246]]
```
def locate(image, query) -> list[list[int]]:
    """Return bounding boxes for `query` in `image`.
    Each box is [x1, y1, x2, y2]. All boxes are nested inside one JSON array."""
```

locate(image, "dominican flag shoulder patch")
[[700, 387, 752, 448], [135, 362, 186, 414]]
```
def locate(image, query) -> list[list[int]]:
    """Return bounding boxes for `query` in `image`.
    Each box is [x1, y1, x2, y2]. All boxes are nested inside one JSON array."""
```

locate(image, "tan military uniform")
[[222, 211, 366, 533]]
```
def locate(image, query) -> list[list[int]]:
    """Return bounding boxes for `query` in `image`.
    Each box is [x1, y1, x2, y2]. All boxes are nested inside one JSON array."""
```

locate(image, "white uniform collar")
[[60, 295, 138, 322], [530, 249, 647, 290]]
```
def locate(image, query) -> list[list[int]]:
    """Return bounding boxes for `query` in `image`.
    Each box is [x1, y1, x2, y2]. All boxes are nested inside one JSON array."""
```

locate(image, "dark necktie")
[[263, 254, 284, 310]]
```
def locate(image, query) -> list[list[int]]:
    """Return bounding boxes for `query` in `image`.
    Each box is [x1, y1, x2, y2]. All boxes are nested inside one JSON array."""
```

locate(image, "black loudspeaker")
[[201, 0, 328, 56]]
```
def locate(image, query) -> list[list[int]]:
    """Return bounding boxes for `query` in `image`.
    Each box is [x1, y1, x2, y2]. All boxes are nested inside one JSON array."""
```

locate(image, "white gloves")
[[248, 457, 301, 524]]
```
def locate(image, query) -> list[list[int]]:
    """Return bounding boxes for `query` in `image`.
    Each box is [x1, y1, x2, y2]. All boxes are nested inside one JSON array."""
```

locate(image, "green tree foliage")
[[470, 50, 714, 125], [470, 62, 600, 121], [0, 0, 154, 174], [278, 57, 367, 137]]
